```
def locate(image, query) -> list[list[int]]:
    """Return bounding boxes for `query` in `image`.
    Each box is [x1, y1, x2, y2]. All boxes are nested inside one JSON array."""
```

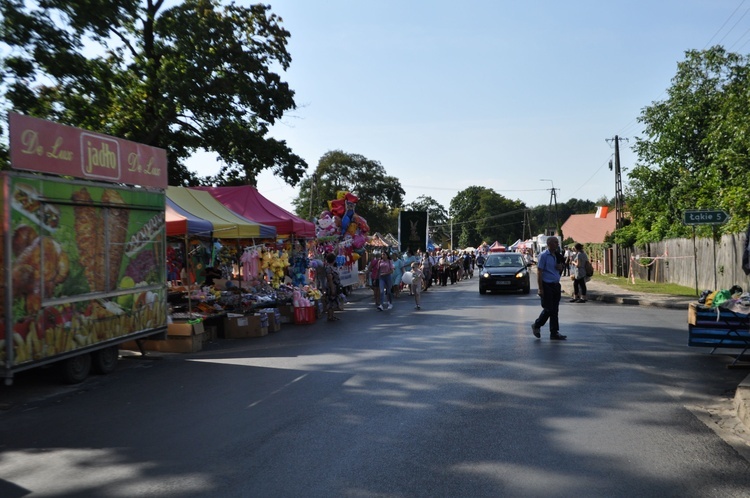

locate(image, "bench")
[[688, 303, 750, 367]]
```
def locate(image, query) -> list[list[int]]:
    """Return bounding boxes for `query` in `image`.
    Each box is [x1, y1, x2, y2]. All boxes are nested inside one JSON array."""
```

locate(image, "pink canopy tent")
[[489, 241, 507, 252], [193, 185, 316, 238]]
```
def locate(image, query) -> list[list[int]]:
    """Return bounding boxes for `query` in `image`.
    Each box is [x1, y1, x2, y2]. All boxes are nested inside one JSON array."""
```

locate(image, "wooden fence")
[[610, 233, 750, 294]]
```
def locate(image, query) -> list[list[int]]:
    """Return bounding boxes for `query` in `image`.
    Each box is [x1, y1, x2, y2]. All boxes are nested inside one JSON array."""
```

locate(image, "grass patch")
[[593, 273, 698, 297]]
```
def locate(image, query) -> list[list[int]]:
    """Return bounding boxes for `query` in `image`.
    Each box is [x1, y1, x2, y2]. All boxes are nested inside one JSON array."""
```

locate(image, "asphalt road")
[[2, 278, 750, 497]]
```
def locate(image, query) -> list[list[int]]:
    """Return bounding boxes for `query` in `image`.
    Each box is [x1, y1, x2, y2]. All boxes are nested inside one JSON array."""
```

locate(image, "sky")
[[187, 0, 750, 215]]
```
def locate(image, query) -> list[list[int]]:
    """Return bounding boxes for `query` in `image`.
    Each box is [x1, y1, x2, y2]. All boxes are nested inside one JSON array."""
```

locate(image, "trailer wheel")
[[92, 346, 119, 375], [60, 353, 92, 384]]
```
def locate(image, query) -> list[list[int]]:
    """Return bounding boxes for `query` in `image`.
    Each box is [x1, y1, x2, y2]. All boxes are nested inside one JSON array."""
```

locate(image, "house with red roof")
[[561, 213, 617, 244]]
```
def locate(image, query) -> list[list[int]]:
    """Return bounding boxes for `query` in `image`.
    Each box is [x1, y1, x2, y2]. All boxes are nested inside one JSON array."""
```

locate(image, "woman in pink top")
[[377, 251, 394, 310]]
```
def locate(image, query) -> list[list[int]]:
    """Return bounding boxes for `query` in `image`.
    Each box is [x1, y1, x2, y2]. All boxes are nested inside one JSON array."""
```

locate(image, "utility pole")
[[308, 173, 317, 220], [522, 209, 533, 241], [607, 135, 627, 276], [540, 179, 560, 238]]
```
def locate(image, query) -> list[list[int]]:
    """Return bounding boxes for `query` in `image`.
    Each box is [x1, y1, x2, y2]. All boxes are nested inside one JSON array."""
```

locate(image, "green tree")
[[448, 187, 528, 248], [628, 46, 750, 242], [475, 190, 526, 246], [292, 150, 405, 235], [449, 186, 488, 249], [0, 0, 306, 186]]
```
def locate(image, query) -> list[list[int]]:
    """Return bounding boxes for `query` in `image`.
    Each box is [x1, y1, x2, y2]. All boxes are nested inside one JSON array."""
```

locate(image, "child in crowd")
[[411, 262, 424, 310]]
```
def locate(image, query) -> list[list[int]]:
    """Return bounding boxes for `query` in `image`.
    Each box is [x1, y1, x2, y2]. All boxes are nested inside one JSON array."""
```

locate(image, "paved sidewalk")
[[559, 273, 695, 310]]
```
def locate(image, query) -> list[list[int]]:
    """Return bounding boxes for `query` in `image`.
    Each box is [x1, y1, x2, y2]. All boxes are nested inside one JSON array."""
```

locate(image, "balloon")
[[330, 198, 346, 217], [352, 233, 366, 249], [351, 253, 360, 261], [402, 271, 414, 285], [341, 213, 351, 234], [353, 214, 369, 233]]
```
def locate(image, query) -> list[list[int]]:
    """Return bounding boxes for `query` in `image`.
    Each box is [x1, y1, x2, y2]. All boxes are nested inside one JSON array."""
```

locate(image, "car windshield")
[[484, 254, 525, 267]]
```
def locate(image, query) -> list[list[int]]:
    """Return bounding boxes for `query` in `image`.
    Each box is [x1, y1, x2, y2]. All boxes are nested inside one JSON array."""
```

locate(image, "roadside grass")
[[594, 273, 698, 297]]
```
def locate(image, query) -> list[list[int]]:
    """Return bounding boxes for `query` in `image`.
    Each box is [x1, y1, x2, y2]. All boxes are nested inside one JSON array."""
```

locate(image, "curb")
[[735, 375, 750, 435], [587, 294, 692, 310]]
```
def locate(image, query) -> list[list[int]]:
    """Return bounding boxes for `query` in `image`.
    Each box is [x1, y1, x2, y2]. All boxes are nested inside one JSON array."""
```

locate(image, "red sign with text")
[[9, 112, 168, 188]]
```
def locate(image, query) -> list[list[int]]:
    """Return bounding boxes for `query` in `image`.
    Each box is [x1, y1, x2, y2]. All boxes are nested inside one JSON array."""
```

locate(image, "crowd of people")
[[365, 248, 490, 311], [333, 241, 591, 343]]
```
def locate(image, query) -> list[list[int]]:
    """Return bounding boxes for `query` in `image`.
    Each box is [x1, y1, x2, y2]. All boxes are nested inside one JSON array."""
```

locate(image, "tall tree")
[[629, 46, 750, 242], [292, 150, 405, 235], [449, 186, 489, 249], [0, 0, 306, 186], [474, 190, 526, 246]]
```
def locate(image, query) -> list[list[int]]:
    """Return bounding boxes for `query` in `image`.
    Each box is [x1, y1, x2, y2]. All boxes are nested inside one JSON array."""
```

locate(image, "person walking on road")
[[411, 262, 424, 310], [377, 251, 394, 310], [368, 256, 381, 309], [391, 252, 404, 298], [476, 252, 486, 273], [570, 242, 589, 303], [422, 252, 433, 291], [531, 236, 567, 340], [324, 252, 342, 321]]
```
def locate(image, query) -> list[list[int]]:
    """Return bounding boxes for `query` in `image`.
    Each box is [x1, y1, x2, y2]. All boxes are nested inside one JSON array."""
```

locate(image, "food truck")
[[1, 113, 168, 384]]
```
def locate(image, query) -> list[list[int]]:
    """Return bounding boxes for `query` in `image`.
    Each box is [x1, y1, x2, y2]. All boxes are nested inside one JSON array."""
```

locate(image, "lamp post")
[[449, 209, 453, 250]]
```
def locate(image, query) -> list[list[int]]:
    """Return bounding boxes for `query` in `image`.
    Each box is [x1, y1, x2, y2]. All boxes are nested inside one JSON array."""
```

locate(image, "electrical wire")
[[704, 0, 747, 49]]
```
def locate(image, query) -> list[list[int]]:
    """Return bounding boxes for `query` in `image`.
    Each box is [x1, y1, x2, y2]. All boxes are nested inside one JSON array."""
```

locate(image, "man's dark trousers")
[[533, 281, 561, 334]]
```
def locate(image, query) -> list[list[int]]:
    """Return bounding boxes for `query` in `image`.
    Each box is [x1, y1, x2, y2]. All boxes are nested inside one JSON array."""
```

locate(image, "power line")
[[431, 208, 527, 230], [704, 0, 748, 49], [402, 184, 548, 193]]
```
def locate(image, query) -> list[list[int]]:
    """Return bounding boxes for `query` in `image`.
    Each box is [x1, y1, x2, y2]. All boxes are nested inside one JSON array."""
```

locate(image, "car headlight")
[[482, 272, 490, 279], [515, 271, 526, 279]]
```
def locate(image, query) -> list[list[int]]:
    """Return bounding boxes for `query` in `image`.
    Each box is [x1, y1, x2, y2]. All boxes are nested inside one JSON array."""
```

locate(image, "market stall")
[[167, 186, 276, 240], [193, 185, 316, 238], [164, 186, 291, 339], [166, 199, 213, 237]]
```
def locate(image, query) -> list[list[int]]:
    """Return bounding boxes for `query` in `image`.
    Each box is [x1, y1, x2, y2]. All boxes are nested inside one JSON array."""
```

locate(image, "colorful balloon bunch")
[[313, 190, 370, 267]]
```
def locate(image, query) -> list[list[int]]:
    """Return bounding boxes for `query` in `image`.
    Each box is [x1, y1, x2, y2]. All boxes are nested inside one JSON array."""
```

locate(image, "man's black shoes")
[[550, 333, 567, 340]]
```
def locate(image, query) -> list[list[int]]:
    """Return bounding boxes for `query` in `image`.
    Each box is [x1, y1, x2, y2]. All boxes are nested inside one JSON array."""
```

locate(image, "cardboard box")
[[223, 314, 268, 338], [260, 310, 281, 332], [268, 313, 281, 332], [223, 314, 250, 339], [168, 321, 205, 337], [688, 302, 697, 326], [278, 304, 294, 324], [203, 325, 218, 342]]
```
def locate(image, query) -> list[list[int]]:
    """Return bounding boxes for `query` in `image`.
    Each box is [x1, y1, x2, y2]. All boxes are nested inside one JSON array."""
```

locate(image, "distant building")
[[561, 213, 617, 244], [561, 212, 618, 273]]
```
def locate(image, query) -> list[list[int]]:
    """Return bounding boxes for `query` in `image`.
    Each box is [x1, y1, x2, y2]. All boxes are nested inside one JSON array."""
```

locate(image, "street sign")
[[683, 209, 730, 225]]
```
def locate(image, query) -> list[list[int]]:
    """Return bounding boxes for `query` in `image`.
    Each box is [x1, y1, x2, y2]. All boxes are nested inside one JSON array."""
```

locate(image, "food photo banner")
[[9, 112, 168, 189]]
